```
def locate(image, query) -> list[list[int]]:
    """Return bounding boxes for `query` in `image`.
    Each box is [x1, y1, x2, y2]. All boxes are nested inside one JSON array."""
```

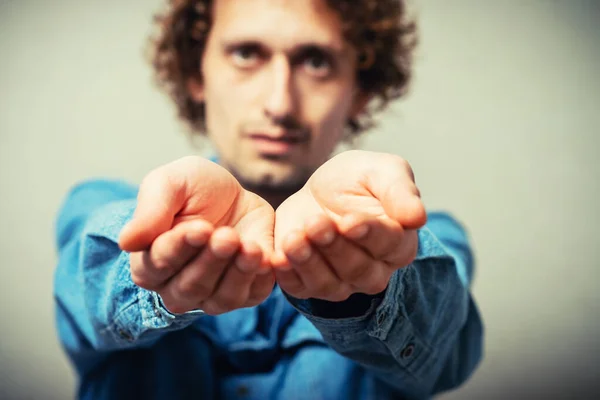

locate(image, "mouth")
[[246, 133, 308, 156]]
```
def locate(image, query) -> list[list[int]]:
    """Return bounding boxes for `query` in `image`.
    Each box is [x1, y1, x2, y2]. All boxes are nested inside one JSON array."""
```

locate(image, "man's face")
[[190, 0, 364, 192]]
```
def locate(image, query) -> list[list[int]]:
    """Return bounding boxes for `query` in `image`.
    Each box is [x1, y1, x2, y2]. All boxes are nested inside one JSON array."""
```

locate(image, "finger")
[[282, 227, 350, 301], [337, 214, 408, 264], [131, 219, 213, 291], [159, 227, 240, 314], [204, 241, 262, 313], [272, 242, 307, 298], [271, 236, 310, 298], [305, 215, 388, 295], [247, 271, 276, 305], [234, 240, 263, 273], [273, 267, 306, 299], [382, 229, 419, 269], [119, 170, 186, 252]]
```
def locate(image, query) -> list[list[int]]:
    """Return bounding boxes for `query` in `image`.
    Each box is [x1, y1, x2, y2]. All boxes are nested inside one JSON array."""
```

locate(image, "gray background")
[[1, 0, 599, 398]]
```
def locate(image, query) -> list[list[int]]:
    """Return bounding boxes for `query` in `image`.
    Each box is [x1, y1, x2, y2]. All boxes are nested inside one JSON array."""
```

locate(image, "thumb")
[[380, 183, 427, 229], [119, 171, 185, 252], [369, 170, 427, 230]]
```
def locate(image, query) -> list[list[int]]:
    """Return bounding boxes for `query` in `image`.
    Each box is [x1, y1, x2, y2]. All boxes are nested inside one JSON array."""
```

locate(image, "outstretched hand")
[[118, 156, 276, 315], [271, 150, 427, 301]]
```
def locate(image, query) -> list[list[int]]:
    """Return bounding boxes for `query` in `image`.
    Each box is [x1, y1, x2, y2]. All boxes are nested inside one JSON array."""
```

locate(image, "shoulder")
[[65, 178, 138, 200]]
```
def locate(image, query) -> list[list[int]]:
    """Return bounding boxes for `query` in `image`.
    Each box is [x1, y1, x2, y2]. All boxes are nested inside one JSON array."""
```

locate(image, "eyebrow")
[[221, 39, 348, 59]]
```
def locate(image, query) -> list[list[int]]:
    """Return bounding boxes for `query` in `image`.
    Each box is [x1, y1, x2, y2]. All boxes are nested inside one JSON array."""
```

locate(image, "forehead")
[[211, 0, 347, 51]]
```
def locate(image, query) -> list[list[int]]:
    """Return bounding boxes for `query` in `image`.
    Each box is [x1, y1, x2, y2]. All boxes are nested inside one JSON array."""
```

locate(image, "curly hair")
[[148, 0, 417, 138]]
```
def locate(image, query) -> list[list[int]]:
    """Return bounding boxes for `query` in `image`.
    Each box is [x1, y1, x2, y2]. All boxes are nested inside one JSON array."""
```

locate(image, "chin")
[[237, 160, 307, 191], [254, 169, 302, 189]]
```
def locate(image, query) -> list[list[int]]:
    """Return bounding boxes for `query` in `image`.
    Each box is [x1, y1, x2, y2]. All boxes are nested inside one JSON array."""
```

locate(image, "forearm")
[[53, 180, 204, 374]]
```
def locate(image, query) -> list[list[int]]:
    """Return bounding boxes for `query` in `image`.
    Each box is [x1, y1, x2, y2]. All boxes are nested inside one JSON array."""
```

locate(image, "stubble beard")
[[225, 158, 311, 201]]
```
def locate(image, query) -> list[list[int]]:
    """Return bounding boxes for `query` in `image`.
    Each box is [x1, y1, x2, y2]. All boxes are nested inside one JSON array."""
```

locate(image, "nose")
[[263, 55, 296, 123]]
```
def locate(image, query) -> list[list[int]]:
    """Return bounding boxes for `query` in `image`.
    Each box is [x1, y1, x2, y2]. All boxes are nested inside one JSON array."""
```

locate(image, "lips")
[[247, 133, 306, 144], [246, 133, 307, 156]]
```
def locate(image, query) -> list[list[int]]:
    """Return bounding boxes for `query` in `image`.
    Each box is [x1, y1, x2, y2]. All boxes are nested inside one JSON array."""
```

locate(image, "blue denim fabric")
[[54, 178, 483, 400]]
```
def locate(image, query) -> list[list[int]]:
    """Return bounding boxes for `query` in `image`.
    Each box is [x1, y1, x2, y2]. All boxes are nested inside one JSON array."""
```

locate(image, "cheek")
[[308, 87, 354, 148], [305, 79, 354, 123], [203, 67, 264, 140], [204, 79, 233, 131], [202, 79, 246, 153]]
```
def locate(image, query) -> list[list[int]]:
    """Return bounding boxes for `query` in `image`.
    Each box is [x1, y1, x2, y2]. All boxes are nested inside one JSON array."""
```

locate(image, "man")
[[54, 0, 483, 399]]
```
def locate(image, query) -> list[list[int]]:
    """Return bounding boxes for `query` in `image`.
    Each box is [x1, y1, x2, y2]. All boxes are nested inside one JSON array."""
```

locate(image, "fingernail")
[[314, 230, 335, 246], [346, 224, 369, 239], [290, 245, 312, 263], [212, 241, 238, 259]]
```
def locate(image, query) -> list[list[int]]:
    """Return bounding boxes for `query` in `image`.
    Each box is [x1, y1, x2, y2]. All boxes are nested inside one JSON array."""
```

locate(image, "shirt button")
[[376, 311, 387, 326], [118, 329, 133, 341], [401, 343, 415, 359]]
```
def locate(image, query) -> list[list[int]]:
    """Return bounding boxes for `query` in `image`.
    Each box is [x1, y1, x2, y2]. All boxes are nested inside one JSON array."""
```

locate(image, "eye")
[[230, 45, 262, 69], [302, 51, 333, 78]]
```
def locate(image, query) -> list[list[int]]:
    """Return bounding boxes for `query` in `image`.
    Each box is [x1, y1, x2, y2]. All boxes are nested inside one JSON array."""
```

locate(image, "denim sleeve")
[[53, 179, 205, 377], [284, 212, 484, 399]]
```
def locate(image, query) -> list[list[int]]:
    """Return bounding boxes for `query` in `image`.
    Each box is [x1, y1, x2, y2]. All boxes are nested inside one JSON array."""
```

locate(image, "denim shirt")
[[53, 178, 483, 400]]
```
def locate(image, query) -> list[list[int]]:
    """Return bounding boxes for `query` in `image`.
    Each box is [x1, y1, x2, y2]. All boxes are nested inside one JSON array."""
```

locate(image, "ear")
[[187, 76, 205, 102], [349, 90, 372, 119]]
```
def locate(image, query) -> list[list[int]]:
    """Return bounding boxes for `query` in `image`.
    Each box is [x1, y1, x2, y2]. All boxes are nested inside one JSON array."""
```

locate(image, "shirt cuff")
[[109, 253, 206, 346], [282, 268, 400, 335]]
